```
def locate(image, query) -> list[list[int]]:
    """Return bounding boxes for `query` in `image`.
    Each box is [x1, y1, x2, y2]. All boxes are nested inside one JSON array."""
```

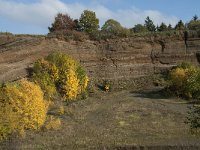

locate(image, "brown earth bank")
[[0, 88, 200, 150], [0, 31, 200, 89]]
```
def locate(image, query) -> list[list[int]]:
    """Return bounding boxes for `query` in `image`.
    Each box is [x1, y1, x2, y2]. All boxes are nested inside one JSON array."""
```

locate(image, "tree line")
[[48, 10, 200, 39]]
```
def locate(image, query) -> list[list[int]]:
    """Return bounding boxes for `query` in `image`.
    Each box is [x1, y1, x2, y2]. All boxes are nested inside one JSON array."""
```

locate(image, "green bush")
[[167, 62, 200, 100], [186, 105, 200, 135], [32, 52, 89, 101]]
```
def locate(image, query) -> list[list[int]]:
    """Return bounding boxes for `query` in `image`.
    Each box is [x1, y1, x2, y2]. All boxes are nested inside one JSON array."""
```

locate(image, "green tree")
[[48, 13, 75, 32], [102, 19, 122, 32], [102, 19, 130, 37], [144, 16, 156, 32], [175, 20, 185, 31], [187, 16, 200, 31], [79, 10, 99, 33], [168, 24, 173, 31], [157, 22, 168, 32], [193, 15, 198, 21], [187, 20, 200, 31], [74, 19, 83, 31], [132, 24, 148, 33]]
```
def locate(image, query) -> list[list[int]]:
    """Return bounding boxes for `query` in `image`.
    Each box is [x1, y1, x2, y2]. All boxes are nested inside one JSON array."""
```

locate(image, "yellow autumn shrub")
[[63, 68, 80, 100], [168, 62, 200, 100], [32, 59, 57, 100], [0, 79, 48, 140], [32, 52, 89, 101], [169, 68, 187, 89]]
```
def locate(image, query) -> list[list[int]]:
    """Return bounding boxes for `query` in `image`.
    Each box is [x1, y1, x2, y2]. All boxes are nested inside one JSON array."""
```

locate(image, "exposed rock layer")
[[0, 32, 200, 89]]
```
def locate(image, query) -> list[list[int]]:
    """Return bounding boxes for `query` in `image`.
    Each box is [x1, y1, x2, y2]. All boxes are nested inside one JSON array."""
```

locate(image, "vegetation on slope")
[[0, 79, 49, 140], [166, 62, 200, 134], [167, 62, 200, 101], [0, 52, 89, 141], [32, 52, 89, 101]]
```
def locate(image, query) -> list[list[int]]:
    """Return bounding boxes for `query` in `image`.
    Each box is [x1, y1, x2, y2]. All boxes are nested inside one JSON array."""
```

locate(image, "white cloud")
[[0, 0, 178, 33]]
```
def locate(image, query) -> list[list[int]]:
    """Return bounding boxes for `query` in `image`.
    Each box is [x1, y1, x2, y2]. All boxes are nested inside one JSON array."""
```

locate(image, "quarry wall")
[[0, 32, 200, 89]]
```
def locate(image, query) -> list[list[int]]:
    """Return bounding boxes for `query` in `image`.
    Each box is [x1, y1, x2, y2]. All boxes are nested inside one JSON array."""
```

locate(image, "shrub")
[[167, 62, 200, 100], [102, 80, 112, 92], [32, 59, 57, 100], [0, 79, 48, 140], [132, 24, 148, 33], [186, 105, 200, 134], [48, 30, 88, 42], [32, 52, 89, 101]]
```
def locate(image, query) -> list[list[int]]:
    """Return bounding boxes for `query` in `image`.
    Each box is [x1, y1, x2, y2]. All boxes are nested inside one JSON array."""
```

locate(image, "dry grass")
[[1, 88, 200, 149]]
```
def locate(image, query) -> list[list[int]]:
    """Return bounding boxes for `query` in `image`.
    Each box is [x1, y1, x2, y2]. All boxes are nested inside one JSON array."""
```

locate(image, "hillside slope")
[[0, 32, 200, 89]]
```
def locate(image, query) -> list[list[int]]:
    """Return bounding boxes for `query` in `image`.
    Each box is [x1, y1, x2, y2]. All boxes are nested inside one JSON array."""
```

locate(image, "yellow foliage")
[[32, 52, 89, 101], [50, 64, 59, 81], [82, 76, 89, 92], [32, 60, 57, 100], [58, 106, 65, 115], [45, 116, 61, 130], [63, 68, 80, 100], [170, 68, 187, 78], [105, 85, 110, 92], [169, 68, 187, 88], [168, 63, 200, 100], [0, 79, 48, 140]]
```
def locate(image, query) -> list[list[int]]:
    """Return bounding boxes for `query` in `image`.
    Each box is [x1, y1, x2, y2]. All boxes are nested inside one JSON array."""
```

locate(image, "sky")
[[0, 0, 200, 34]]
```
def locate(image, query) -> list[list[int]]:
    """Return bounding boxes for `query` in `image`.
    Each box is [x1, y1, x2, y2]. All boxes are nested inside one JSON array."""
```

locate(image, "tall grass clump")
[[32, 52, 89, 101]]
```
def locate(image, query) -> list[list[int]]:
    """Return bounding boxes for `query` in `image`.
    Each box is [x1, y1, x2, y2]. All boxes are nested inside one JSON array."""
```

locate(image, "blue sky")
[[0, 0, 199, 34]]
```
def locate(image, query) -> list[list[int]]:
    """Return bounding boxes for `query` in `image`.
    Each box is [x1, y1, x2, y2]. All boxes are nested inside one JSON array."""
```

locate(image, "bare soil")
[[1, 88, 200, 150]]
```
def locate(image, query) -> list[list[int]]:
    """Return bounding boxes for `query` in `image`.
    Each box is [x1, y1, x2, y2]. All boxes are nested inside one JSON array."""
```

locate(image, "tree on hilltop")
[[48, 13, 75, 32], [175, 20, 185, 30], [144, 16, 156, 32], [132, 24, 148, 33], [187, 15, 200, 31], [157, 22, 168, 32], [193, 15, 198, 21], [79, 10, 99, 33], [168, 24, 173, 31], [102, 19, 122, 31]]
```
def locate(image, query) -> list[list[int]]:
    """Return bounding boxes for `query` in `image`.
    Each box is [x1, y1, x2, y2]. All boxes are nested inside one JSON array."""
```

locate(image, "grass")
[[0, 88, 200, 149]]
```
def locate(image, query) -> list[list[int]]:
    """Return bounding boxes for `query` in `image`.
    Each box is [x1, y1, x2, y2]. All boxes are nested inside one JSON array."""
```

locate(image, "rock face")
[[0, 32, 200, 89]]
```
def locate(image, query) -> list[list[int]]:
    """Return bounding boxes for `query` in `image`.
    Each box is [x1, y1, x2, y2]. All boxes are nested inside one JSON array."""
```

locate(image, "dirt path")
[[1, 89, 200, 149]]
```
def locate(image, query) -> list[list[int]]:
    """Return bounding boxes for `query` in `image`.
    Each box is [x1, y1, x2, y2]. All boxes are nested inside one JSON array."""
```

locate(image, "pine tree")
[[144, 16, 156, 32], [175, 20, 185, 31], [193, 15, 198, 21], [168, 24, 173, 31], [158, 22, 168, 32]]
